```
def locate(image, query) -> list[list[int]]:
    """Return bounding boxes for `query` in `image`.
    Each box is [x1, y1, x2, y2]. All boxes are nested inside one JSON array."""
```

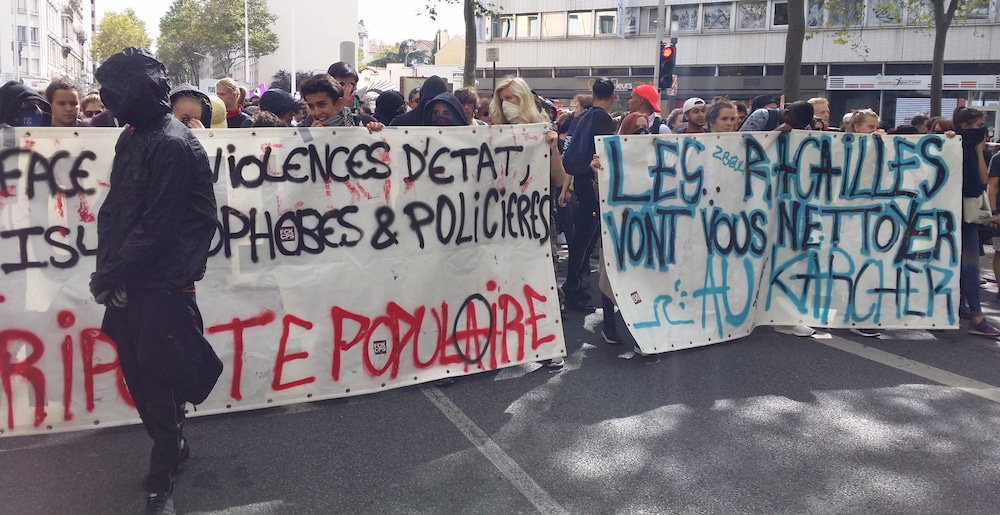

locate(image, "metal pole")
[[244, 0, 250, 83], [290, 1, 297, 94], [652, 0, 664, 94], [492, 62, 496, 92]]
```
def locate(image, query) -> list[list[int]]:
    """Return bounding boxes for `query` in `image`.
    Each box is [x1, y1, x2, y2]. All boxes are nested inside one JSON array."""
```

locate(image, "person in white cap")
[[627, 84, 671, 134], [674, 97, 707, 134]]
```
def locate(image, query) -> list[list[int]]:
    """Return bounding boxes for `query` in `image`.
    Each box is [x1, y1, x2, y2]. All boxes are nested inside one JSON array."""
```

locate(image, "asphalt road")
[[4, 257, 1000, 514]]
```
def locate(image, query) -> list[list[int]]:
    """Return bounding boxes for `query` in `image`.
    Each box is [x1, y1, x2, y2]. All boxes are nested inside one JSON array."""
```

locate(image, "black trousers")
[[563, 174, 601, 295], [102, 290, 204, 495]]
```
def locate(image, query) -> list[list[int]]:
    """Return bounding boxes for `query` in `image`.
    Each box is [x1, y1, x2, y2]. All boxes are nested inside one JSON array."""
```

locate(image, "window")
[[704, 4, 733, 29], [736, 2, 767, 29], [674, 5, 700, 30], [16, 25, 26, 42], [964, 0, 990, 20], [568, 11, 593, 36], [907, 0, 933, 25], [772, 2, 789, 26], [555, 67, 589, 78], [596, 10, 617, 35], [30, 27, 38, 44], [516, 14, 539, 38], [624, 8, 639, 36], [866, 0, 902, 26], [806, 0, 824, 27], [542, 12, 566, 38], [594, 67, 630, 76], [719, 65, 763, 76], [827, 0, 862, 26], [494, 15, 514, 38], [640, 7, 663, 34], [519, 68, 552, 78], [16, 0, 26, 11]]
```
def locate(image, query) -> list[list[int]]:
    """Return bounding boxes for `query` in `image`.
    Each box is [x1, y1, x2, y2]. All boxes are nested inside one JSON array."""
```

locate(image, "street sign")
[[486, 47, 500, 63]]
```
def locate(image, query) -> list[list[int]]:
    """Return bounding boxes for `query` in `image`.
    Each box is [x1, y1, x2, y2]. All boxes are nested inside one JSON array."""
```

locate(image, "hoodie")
[[423, 92, 467, 126], [0, 81, 52, 127], [169, 83, 213, 128], [90, 47, 217, 294], [389, 75, 448, 127]]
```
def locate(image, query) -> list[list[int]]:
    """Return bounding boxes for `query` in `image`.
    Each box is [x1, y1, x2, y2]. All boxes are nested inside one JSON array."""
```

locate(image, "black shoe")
[[144, 493, 175, 515], [433, 378, 455, 387]]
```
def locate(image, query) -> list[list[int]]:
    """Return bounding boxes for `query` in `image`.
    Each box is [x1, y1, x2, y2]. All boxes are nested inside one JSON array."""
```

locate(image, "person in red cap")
[[627, 84, 671, 134]]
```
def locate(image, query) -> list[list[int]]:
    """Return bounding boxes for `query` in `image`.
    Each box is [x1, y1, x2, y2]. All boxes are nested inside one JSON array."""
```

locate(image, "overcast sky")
[[95, 0, 466, 49]]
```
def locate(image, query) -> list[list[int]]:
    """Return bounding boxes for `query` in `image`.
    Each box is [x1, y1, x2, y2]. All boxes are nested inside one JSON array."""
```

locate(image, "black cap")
[[592, 77, 615, 97], [751, 94, 778, 112], [259, 89, 300, 116]]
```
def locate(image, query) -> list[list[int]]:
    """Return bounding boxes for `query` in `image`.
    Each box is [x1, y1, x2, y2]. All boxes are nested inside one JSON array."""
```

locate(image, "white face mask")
[[502, 101, 522, 124]]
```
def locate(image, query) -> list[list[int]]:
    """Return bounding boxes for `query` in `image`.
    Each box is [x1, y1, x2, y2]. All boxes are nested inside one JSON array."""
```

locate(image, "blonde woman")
[[846, 108, 885, 136], [490, 77, 566, 369], [215, 78, 251, 128], [490, 77, 546, 125]]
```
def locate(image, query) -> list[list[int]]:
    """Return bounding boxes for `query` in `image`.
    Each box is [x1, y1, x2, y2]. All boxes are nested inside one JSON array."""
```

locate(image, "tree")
[[201, 0, 279, 77], [782, 0, 805, 101], [157, 0, 208, 85], [91, 9, 152, 64], [424, 1, 501, 87], [269, 69, 313, 93]]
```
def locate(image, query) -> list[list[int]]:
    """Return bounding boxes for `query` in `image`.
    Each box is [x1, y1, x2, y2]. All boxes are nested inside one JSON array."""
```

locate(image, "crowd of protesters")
[[3, 56, 1000, 514]]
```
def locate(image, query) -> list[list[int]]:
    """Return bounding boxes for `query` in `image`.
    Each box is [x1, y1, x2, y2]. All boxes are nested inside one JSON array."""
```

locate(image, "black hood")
[[374, 91, 405, 125], [169, 83, 213, 128], [389, 75, 448, 126], [0, 81, 52, 127], [94, 48, 171, 129], [423, 92, 466, 126]]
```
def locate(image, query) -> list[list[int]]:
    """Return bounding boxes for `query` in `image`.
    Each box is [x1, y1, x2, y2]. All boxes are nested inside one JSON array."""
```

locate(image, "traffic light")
[[658, 43, 676, 90]]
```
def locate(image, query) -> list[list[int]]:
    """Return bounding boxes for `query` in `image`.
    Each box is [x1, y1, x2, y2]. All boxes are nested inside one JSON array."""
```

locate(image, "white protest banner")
[[597, 131, 962, 354], [0, 123, 565, 436]]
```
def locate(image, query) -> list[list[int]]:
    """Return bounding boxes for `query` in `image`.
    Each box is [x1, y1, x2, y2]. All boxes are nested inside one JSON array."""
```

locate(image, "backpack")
[[562, 108, 607, 176], [651, 116, 664, 134]]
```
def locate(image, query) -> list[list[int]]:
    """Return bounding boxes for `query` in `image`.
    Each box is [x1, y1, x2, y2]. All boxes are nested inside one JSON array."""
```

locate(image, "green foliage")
[[156, 0, 209, 85], [269, 70, 313, 93], [201, 0, 279, 76], [424, 0, 501, 20], [91, 9, 152, 64], [157, 0, 279, 80]]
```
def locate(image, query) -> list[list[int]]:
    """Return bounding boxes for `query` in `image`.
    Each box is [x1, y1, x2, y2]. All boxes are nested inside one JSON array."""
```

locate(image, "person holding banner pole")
[[91, 48, 223, 515], [490, 76, 568, 370], [954, 107, 1000, 337]]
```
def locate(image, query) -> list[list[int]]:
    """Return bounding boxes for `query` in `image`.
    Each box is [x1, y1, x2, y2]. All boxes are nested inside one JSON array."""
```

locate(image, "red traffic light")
[[661, 45, 675, 59]]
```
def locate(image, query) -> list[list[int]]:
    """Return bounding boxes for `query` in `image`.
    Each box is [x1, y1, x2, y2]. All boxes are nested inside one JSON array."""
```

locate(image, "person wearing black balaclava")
[[954, 106, 1000, 337], [389, 75, 447, 127], [91, 48, 222, 515], [0, 81, 52, 127]]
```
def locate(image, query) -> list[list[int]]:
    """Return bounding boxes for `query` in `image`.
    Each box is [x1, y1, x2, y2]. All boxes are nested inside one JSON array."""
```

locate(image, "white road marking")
[[818, 338, 1000, 404], [422, 387, 569, 515]]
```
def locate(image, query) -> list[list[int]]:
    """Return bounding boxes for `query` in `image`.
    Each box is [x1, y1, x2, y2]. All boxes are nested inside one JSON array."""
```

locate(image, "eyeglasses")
[[83, 110, 103, 117]]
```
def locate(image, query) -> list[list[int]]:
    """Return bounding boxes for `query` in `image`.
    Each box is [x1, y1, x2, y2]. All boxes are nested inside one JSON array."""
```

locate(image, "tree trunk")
[[463, 0, 476, 87], [930, 21, 947, 117], [782, 0, 805, 102]]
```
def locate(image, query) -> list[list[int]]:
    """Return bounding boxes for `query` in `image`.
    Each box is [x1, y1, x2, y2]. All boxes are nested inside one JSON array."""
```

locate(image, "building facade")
[[475, 0, 1000, 135], [1, 0, 91, 91]]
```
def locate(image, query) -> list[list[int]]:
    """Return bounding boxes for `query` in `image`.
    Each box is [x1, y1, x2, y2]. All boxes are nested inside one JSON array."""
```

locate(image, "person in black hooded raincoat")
[[91, 48, 221, 515], [0, 81, 52, 127], [389, 75, 448, 126]]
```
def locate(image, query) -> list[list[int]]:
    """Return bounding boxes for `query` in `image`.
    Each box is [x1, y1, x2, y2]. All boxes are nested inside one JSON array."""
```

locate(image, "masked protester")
[[91, 48, 222, 515], [0, 81, 52, 127], [423, 92, 466, 126]]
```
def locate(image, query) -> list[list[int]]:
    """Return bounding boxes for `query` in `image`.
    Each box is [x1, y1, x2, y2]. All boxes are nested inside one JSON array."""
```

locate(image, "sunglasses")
[[83, 110, 103, 117]]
